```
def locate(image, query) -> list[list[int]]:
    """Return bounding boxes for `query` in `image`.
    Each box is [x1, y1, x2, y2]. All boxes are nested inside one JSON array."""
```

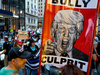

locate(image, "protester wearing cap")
[[24, 39, 39, 75], [17, 40, 23, 48], [0, 47, 31, 75], [13, 40, 23, 48]]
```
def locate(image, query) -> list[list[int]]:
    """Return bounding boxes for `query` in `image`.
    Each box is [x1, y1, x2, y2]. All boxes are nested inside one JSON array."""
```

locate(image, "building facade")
[[1, 0, 25, 31], [25, 0, 38, 30], [38, 0, 45, 28]]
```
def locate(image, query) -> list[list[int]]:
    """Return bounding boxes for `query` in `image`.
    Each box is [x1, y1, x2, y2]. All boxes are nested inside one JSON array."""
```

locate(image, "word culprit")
[[52, 0, 91, 7], [42, 56, 87, 69]]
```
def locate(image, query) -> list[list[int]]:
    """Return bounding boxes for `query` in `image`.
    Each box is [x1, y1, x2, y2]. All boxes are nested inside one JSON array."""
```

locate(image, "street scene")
[[0, 0, 100, 75]]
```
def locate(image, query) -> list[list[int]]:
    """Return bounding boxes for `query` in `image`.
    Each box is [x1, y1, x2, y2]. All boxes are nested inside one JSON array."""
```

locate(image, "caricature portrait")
[[43, 10, 88, 60]]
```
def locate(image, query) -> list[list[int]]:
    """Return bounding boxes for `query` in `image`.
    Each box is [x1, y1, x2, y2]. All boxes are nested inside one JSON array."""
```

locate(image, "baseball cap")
[[8, 47, 31, 61], [30, 39, 36, 43], [17, 40, 23, 43]]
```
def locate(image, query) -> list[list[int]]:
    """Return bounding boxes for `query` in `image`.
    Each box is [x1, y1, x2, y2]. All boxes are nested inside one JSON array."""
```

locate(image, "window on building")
[[41, 14, 42, 16], [31, 19, 33, 23], [41, 0, 42, 2], [20, 19, 24, 24], [27, 7, 29, 13], [34, 0, 36, 3], [27, 2, 29, 5], [31, 4, 33, 9], [41, 10, 42, 12], [31, 11, 33, 14], [34, 19, 35, 24], [34, 5, 36, 9], [39, 0, 40, 2], [41, 3, 42, 5], [34, 12, 36, 15], [39, 10, 40, 12], [27, 1, 29, 13], [39, 3, 40, 5], [28, 18, 30, 23], [38, 7, 40, 9], [41, 7, 42, 8]]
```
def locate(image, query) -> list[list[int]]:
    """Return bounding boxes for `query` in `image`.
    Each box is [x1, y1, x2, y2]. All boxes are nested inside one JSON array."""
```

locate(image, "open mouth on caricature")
[[59, 40, 69, 52], [62, 39, 69, 46]]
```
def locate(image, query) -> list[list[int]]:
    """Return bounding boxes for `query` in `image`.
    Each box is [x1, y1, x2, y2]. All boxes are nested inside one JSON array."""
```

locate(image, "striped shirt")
[[25, 45, 40, 70]]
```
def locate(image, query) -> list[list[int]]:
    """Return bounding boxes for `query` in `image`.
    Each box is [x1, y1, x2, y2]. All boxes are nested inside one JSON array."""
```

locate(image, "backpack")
[[6, 41, 13, 52]]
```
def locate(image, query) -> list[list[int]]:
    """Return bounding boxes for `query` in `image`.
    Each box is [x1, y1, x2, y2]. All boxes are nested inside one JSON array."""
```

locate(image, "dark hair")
[[28, 40, 35, 47], [36, 35, 40, 42], [15, 32, 18, 34], [61, 64, 84, 75], [4, 36, 8, 41]]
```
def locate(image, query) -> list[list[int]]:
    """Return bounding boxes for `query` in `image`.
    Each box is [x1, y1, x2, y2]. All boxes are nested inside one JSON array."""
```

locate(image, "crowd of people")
[[0, 30, 91, 75], [0, 31, 42, 75]]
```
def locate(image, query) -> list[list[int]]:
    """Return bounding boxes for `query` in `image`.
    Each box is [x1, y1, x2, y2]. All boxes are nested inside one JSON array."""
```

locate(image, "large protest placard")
[[18, 31, 28, 39], [39, 0, 100, 75]]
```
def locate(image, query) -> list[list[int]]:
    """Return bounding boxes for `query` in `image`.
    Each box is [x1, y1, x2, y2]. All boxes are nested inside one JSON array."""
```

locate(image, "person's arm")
[[0, 49, 7, 55], [0, 42, 7, 55], [13, 40, 18, 47], [94, 42, 99, 57], [23, 44, 28, 51]]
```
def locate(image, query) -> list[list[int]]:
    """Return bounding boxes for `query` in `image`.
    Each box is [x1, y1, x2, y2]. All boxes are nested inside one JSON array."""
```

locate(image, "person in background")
[[0, 32, 1, 40], [96, 33, 100, 41], [35, 35, 40, 48], [33, 34, 37, 41], [38, 34, 42, 48], [0, 36, 9, 66], [1, 32, 3, 39], [0, 47, 31, 75], [15, 32, 18, 40], [11, 37, 15, 44], [91, 36, 99, 73], [1, 32, 3, 38], [61, 64, 84, 75], [13, 30, 15, 36], [94, 36, 99, 44], [24, 39, 39, 75], [94, 39, 100, 73], [90, 48, 97, 75], [17, 40, 23, 48]]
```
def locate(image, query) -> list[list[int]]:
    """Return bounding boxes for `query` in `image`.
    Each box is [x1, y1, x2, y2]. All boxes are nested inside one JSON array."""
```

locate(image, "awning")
[[0, 9, 19, 18]]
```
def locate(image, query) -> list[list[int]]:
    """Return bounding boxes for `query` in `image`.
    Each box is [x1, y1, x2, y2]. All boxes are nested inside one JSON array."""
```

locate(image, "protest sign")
[[39, 0, 100, 75], [18, 31, 28, 39]]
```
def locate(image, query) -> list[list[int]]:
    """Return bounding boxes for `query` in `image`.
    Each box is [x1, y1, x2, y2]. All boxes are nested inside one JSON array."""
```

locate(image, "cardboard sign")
[[18, 31, 28, 39], [39, 0, 100, 75]]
